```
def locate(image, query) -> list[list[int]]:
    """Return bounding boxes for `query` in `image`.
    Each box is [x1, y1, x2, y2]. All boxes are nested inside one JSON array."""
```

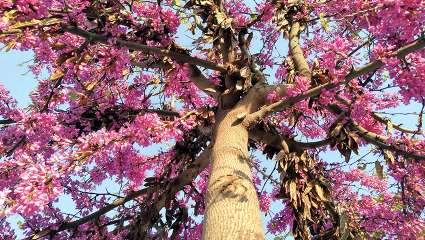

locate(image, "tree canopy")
[[0, 0, 425, 239]]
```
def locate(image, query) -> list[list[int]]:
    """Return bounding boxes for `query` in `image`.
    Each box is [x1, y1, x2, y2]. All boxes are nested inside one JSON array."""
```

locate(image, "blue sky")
[[0, 49, 37, 107]]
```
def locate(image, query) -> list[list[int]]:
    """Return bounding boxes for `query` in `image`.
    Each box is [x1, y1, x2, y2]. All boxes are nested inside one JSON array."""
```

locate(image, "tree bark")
[[202, 93, 266, 239]]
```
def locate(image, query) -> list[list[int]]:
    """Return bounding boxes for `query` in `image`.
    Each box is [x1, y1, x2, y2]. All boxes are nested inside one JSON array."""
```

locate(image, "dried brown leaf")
[[375, 160, 384, 179], [314, 184, 328, 201], [290, 181, 297, 204]]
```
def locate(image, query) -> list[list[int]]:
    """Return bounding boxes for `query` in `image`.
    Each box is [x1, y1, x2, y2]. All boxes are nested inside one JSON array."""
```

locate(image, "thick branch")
[[63, 26, 227, 72], [289, 22, 311, 78], [345, 35, 425, 80], [243, 34, 425, 126], [187, 65, 221, 99], [352, 123, 425, 161], [249, 127, 331, 153], [242, 82, 333, 126]]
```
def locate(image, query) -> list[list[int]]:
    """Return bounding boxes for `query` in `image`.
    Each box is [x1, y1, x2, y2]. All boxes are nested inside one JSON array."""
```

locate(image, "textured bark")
[[202, 85, 268, 240], [289, 22, 311, 78], [202, 109, 264, 239]]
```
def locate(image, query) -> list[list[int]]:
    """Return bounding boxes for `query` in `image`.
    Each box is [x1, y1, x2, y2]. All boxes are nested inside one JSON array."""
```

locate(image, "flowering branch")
[[242, 34, 425, 127], [30, 147, 210, 239], [326, 104, 425, 161], [63, 26, 227, 72]]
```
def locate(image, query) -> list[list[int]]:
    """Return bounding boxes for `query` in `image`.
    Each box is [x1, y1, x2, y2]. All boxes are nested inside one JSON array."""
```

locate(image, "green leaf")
[[17, 220, 24, 229], [381, 70, 390, 81], [392, 203, 404, 211], [417, 228, 425, 237], [319, 12, 329, 31], [371, 231, 385, 239], [180, 17, 188, 24], [69, 92, 79, 101], [172, 0, 181, 6], [178, 12, 190, 25]]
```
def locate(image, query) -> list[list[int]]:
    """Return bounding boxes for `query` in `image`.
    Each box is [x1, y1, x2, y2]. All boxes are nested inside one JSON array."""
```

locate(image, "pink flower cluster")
[[12, 164, 62, 216]]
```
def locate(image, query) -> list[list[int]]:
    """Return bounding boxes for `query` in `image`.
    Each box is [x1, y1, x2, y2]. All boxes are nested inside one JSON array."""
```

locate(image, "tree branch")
[[132, 59, 220, 99], [242, 82, 333, 127], [345, 35, 425, 81], [249, 127, 331, 153], [61, 27, 220, 100], [0, 119, 15, 125], [327, 104, 425, 161], [242, 34, 425, 126], [336, 95, 424, 135], [30, 147, 210, 239], [31, 188, 148, 239], [127, 145, 211, 238], [352, 122, 425, 161], [63, 26, 227, 72], [187, 65, 221, 99], [289, 22, 311, 78]]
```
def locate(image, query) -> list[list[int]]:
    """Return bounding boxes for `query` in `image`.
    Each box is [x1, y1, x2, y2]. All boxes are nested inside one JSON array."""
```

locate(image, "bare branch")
[[371, 112, 424, 135], [31, 188, 148, 239], [0, 119, 15, 124]]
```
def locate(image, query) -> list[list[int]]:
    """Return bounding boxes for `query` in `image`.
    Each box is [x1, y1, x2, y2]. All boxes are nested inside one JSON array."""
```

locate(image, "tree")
[[0, 0, 424, 239]]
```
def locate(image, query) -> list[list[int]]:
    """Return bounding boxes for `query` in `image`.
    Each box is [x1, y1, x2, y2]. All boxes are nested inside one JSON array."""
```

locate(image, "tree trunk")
[[202, 103, 265, 239]]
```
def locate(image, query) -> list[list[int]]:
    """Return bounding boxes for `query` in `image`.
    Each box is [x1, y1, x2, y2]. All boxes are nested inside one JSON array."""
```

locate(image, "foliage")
[[0, 0, 425, 239]]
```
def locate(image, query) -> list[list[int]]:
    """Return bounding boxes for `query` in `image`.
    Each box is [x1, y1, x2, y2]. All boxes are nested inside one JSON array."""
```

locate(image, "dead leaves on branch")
[[183, 0, 261, 99], [273, 1, 307, 34], [328, 122, 360, 163], [184, 0, 234, 54], [383, 149, 396, 165], [0, 10, 63, 50], [0, 8, 62, 36], [277, 151, 356, 239], [328, 119, 398, 179]]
